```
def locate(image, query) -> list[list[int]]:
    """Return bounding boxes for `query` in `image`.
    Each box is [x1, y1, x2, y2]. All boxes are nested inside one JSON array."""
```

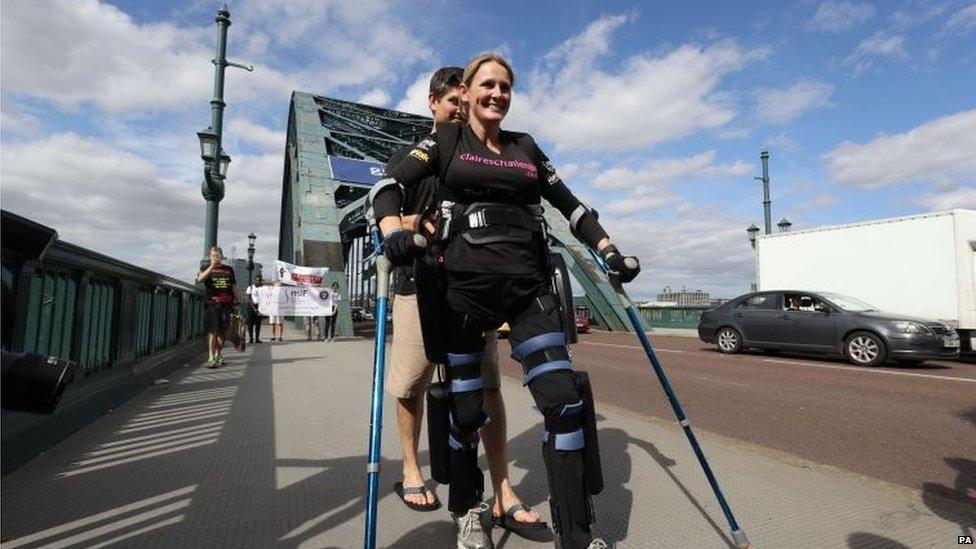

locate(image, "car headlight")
[[893, 321, 930, 334]]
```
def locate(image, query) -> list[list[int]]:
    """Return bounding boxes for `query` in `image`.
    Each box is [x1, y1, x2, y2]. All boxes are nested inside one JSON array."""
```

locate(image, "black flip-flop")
[[492, 503, 553, 542], [394, 482, 441, 512]]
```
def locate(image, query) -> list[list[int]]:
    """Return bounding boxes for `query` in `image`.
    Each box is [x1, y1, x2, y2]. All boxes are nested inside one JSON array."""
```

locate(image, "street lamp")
[[777, 217, 793, 233], [199, 3, 252, 259], [747, 223, 760, 249], [197, 128, 218, 161], [247, 233, 256, 285]]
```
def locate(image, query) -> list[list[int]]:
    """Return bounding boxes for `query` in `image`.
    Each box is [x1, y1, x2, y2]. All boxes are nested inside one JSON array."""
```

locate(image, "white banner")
[[255, 286, 334, 317], [274, 260, 329, 286]]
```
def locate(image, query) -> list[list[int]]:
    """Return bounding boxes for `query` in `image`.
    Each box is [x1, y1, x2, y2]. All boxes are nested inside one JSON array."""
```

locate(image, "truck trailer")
[[755, 209, 976, 355]]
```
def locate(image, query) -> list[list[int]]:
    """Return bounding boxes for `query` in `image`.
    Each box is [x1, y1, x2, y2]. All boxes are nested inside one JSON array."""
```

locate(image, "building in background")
[[230, 258, 263, 287], [657, 286, 710, 306]]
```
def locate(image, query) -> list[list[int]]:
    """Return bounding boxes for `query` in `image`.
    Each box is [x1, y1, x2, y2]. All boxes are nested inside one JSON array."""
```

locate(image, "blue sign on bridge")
[[328, 156, 386, 186]]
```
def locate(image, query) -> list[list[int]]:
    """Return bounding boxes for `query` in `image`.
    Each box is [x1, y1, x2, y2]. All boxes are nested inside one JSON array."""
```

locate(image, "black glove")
[[601, 245, 640, 283], [383, 230, 423, 266]]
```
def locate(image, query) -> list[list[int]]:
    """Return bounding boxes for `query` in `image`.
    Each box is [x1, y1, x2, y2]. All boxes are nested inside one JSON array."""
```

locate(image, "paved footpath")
[[2, 330, 973, 548]]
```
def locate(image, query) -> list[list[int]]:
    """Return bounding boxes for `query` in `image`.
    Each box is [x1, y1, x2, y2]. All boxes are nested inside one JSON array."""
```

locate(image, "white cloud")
[[856, 31, 908, 58], [0, 133, 282, 283], [357, 88, 392, 107], [918, 185, 976, 211], [824, 109, 976, 188], [394, 73, 433, 116], [945, 4, 976, 34], [592, 152, 751, 190], [0, 100, 41, 136], [809, 1, 875, 32], [601, 213, 758, 299], [755, 78, 834, 124], [508, 14, 769, 151], [843, 30, 908, 75], [0, 0, 213, 112], [227, 118, 286, 153]]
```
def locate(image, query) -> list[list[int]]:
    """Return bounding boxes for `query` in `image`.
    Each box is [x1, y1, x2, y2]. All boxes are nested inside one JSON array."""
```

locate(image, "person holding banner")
[[324, 281, 341, 341], [268, 281, 284, 342], [246, 275, 265, 344]]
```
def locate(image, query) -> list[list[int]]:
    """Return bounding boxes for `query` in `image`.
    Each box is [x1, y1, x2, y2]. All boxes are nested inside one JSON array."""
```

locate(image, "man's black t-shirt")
[[201, 264, 236, 304], [386, 124, 588, 275]]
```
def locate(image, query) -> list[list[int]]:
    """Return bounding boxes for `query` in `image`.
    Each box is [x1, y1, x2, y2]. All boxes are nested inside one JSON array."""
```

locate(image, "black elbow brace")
[[366, 178, 403, 222], [569, 204, 608, 249]]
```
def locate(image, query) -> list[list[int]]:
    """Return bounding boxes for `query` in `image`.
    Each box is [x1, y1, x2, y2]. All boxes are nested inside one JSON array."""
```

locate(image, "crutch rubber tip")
[[732, 529, 751, 548]]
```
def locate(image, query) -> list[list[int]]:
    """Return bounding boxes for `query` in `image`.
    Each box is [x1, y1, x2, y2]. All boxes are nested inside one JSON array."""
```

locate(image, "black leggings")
[[324, 314, 337, 339], [247, 317, 263, 342], [443, 272, 594, 548]]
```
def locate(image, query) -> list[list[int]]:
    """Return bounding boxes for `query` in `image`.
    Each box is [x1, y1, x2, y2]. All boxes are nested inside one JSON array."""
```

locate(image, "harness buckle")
[[467, 211, 487, 229]]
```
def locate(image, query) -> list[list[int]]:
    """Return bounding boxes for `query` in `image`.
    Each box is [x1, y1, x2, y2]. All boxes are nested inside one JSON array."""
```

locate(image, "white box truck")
[[756, 209, 976, 355]]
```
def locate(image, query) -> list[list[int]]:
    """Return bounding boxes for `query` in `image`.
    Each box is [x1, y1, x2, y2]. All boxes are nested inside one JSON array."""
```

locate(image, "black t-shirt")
[[386, 124, 585, 275], [201, 264, 236, 303]]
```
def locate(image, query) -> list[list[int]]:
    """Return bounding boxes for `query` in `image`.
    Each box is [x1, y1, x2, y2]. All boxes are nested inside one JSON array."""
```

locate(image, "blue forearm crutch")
[[364, 230, 425, 549], [588, 248, 752, 549]]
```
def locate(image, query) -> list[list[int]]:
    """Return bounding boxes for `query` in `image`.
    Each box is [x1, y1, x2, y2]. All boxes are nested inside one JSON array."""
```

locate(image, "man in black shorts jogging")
[[197, 246, 239, 368]]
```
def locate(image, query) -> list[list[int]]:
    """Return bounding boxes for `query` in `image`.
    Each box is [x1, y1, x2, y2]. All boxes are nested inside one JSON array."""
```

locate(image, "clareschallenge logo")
[[290, 273, 323, 284]]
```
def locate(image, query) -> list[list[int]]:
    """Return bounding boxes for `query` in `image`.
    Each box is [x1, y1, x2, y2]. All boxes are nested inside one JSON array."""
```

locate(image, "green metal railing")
[[637, 305, 712, 329], [2, 215, 205, 380]]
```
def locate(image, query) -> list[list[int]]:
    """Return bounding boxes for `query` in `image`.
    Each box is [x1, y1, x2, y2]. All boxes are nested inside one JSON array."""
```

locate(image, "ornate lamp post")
[[199, 4, 252, 258], [777, 217, 793, 233], [247, 232, 257, 285]]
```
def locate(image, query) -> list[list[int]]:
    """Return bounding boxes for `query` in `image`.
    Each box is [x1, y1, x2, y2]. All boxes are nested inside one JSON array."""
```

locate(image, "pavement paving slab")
[[2, 331, 972, 548]]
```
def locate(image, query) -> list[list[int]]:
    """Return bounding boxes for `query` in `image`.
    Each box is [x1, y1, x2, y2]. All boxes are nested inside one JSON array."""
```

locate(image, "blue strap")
[[448, 432, 479, 450], [554, 428, 585, 451], [447, 352, 484, 367], [450, 377, 484, 393], [448, 433, 464, 450], [511, 332, 565, 360], [541, 429, 586, 451], [522, 360, 572, 385]]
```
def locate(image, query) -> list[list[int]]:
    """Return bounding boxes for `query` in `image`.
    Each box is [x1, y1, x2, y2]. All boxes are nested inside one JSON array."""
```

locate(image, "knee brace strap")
[[448, 351, 484, 366], [450, 377, 484, 393], [448, 432, 480, 450], [523, 361, 572, 385], [511, 332, 565, 360]]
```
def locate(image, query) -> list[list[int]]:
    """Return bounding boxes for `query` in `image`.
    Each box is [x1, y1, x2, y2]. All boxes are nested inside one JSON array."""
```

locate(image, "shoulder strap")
[[435, 122, 462, 178]]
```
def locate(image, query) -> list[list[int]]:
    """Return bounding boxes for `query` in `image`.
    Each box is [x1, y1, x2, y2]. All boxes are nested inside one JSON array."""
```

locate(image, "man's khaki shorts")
[[386, 293, 500, 399]]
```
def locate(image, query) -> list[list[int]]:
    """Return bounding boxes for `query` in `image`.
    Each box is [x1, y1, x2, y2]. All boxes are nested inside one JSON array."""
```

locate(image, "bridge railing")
[[1, 210, 206, 472], [3, 241, 204, 377]]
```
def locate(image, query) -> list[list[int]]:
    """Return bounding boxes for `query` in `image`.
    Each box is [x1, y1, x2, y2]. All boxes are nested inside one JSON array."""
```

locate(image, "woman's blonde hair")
[[462, 52, 515, 88]]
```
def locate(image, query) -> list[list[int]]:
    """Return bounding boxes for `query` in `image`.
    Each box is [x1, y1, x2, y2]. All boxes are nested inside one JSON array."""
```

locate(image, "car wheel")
[[845, 331, 887, 367], [716, 327, 742, 354]]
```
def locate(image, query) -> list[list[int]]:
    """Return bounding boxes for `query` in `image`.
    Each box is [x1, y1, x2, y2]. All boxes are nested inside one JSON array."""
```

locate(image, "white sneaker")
[[453, 502, 493, 549], [588, 538, 608, 549]]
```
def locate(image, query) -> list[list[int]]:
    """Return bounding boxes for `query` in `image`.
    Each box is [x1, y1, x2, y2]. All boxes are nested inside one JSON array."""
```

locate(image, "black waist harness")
[[436, 201, 546, 245]]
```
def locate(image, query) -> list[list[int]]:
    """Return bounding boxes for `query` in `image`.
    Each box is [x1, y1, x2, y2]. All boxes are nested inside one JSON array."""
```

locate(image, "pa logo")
[[960, 535, 974, 544]]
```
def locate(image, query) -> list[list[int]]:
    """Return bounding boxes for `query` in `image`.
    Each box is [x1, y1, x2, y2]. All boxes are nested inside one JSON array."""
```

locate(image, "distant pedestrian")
[[324, 282, 340, 341], [245, 274, 265, 343], [269, 281, 284, 342], [196, 246, 239, 367]]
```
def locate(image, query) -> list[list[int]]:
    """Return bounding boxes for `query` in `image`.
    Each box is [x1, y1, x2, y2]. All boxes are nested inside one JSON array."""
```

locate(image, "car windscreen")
[[819, 293, 877, 312]]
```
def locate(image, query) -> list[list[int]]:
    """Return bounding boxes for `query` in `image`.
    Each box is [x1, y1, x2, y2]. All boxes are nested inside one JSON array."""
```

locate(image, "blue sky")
[[2, 0, 974, 299]]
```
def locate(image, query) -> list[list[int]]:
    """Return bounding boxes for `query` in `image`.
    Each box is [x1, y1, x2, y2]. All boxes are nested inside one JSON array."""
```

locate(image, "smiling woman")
[[373, 52, 643, 549]]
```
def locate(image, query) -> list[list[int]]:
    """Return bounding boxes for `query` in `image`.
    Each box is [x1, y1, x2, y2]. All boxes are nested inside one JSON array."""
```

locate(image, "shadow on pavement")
[[846, 532, 910, 548], [920, 407, 976, 539]]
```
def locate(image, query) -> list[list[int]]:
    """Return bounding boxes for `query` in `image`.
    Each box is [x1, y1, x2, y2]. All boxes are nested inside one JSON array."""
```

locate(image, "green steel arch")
[[279, 92, 631, 335]]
